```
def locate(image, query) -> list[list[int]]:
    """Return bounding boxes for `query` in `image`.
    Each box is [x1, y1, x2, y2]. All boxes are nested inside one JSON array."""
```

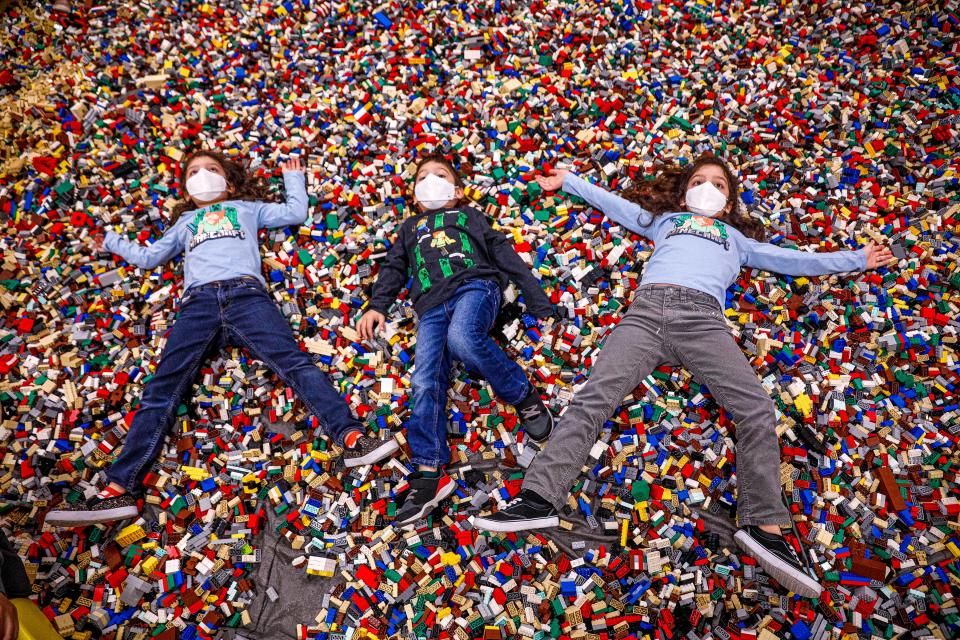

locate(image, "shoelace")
[[785, 546, 805, 565], [769, 537, 804, 565], [503, 494, 527, 509]]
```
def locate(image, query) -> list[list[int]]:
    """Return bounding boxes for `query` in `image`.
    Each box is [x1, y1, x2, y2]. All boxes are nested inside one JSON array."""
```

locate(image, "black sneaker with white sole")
[[734, 526, 822, 598], [46, 493, 139, 527], [514, 387, 554, 442], [394, 472, 456, 526], [343, 435, 399, 468], [473, 489, 559, 532]]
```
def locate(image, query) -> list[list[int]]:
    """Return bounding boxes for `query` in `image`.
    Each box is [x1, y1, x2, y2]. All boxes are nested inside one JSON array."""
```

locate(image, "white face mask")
[[684, 181, 728, 216], [186, 168, 228, 203], [414, 173, 456, 210]]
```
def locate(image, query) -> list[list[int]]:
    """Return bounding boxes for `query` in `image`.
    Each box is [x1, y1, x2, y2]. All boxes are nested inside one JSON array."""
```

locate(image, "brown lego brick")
[[851, 556, 887, 582], [877, 467, 907, 511]]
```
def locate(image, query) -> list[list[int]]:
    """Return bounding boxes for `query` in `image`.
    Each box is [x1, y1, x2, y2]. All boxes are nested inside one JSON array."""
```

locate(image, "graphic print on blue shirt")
[[186, 203, 246, 250], [664, 214, 731, 250], [412, 210, 477, 291]]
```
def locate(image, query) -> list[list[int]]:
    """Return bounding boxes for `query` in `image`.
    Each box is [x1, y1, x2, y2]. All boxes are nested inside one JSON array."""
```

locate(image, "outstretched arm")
[[479, 213, 554, 317], [538, 169, 658, 237], [102, 222, 184, 269], [366, 222, 411, 315], [255, 159, 310, 228], [741, 239, 894, 276], [357, 224, 411, 340]]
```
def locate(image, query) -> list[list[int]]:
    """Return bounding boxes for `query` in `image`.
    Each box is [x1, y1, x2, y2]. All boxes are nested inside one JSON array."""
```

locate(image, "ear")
[[454, 186, 464, 200]]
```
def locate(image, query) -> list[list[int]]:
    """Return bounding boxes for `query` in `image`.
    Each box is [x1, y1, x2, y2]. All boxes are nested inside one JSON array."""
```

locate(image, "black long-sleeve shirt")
[[0, 530, 30, 599], [368, 206, 553, 317]]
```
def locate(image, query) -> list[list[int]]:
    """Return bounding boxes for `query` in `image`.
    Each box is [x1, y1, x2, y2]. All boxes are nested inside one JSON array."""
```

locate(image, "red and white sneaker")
[[342, 434, 399, 468], [394, 472, 456, 526], [46, 487, 138, 527]]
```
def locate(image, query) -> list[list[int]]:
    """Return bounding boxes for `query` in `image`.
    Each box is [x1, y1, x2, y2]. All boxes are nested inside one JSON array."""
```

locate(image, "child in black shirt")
[[357, 154, 555, 526]]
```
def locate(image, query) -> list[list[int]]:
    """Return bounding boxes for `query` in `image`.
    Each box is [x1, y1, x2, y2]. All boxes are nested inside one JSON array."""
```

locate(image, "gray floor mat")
[[221, 446, 737, 639]]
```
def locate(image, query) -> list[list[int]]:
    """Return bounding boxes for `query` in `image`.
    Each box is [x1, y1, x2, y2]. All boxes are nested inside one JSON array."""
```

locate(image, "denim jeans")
[[106, 277, 361, 493], [408, 279, 530, 467], [523, 284, 791, 527]]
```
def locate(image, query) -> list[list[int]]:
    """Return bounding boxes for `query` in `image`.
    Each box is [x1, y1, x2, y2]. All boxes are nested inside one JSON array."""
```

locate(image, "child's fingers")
[[535, 176, 556, 191], [281, 158, 303, 172]]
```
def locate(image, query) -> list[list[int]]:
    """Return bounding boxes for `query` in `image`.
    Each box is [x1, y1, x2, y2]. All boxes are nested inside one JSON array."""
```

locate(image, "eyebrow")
[[693, 172, 728, 184]]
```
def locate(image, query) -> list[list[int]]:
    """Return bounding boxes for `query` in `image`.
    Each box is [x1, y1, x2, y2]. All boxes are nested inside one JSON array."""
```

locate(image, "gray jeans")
[[523, 284, 791, 527]]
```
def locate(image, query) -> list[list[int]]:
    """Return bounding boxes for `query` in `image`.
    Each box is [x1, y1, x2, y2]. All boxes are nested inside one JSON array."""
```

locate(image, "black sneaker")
[[514, 387, 554, 442], [394, 472, 456, 526], [734, 526, 821, 598], [473, 489, 559, 532], [46, 493, 139, 527], [343, 434, 399, 468]]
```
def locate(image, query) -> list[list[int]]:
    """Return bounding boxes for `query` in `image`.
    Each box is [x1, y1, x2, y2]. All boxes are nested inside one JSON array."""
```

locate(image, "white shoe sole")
[[45, 505, 139, 527], [343, 439, 399, 468], [734, 530, 822, 598], [397, 480, 457, 527], [473, 514, 559, 532]]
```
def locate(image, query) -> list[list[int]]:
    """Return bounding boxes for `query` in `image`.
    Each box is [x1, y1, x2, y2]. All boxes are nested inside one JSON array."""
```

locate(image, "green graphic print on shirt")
[[664, 214, 730, 250], [412, 210, 477, 292], [186, 203, 246, 250]]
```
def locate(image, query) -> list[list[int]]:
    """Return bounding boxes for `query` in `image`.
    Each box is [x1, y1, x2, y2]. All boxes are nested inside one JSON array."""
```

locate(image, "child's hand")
[[535, 168, 569, 192], [281, 158, 304, 173], [357, 310, 386, 340], [864, 242, 896, 269]]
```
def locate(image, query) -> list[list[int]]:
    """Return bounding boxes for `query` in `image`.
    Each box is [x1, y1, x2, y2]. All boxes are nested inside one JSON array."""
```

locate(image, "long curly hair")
[[168, 150, 275, 225], [619, 154, 765, 241]]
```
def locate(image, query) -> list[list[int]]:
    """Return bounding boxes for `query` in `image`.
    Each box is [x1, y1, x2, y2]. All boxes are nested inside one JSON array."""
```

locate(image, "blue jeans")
[[408, 279, 530, 467], [106, 277, 361, 493]]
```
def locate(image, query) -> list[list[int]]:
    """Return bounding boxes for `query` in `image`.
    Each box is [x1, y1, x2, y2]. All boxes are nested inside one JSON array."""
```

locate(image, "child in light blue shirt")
[[103, 169, 306, 290], [47, 150, 398, 529], [558, 171, 867, 308], [476, 154, 895, 601]]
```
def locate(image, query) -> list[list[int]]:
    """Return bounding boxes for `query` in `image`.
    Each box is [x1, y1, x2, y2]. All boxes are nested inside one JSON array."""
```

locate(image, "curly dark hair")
[[619, 153, 765, 241], [169, 149, 275, 224]]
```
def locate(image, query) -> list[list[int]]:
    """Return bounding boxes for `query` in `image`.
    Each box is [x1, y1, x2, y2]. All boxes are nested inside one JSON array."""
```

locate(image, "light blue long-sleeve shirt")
[[103, 171, 309, 290], [563, 173, 867, 307]]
